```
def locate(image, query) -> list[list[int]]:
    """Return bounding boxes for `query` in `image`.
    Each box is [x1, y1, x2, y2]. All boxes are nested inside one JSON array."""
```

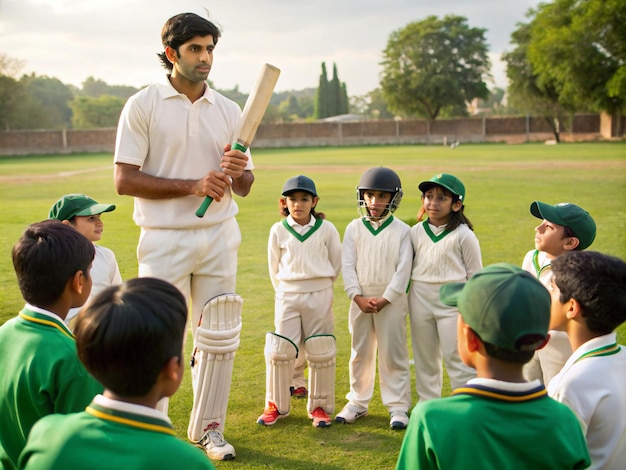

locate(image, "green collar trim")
[[361, 216, 394, 235], [423, 222, 452, 243], [532, 250, 552, 278], [282, 217, 323, 242], [574, 343, 620, 363]]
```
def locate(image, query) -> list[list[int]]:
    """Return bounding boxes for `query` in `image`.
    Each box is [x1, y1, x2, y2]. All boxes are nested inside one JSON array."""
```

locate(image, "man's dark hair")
[[75, 277, 188, 397], [12, 220, 94, 307], [552, 251, 626, 334], [157, 12, 222, 71]]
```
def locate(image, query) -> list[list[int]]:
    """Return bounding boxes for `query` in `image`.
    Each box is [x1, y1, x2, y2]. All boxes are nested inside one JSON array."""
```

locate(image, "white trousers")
[[274, 288, 334, 343], [345, 287, 411, 413], [273, 288, 334, 413], [409, 282, 475, 401], [137, 217, 241, 337]]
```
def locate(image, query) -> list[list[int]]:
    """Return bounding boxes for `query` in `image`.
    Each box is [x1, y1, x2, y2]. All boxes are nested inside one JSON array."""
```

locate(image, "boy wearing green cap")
[[396, 263, 590, 470], [521, 201, 596, 385], [49, 194, 122, 328], [547, 251, 626, 470]]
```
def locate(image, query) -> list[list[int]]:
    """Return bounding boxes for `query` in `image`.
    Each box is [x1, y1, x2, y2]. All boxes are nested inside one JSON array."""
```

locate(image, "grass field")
[[1, 142, 625, 469]]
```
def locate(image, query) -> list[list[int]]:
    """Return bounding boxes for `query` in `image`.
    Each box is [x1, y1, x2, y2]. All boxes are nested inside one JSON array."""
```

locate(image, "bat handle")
[[195, 196, 214, 217], [195, 141, 249, 218]]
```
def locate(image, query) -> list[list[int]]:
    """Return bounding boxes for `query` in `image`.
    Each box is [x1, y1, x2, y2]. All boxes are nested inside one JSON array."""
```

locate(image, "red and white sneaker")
[[257, 402, 288, 426], [309, 407, 332, 428], [291, 386, 308, 399]]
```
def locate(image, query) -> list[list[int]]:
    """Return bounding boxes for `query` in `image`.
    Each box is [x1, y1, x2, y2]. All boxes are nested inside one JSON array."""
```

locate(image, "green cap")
[[419, 173, 465, 201], [282, 175, 317, 197], [439, 263, 550, 352], [49, 194, 116, 221], [530, 201, 596, 250]]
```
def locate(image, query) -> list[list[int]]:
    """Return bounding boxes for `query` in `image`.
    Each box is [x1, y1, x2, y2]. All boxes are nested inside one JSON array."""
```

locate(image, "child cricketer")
[[521, 201, 596, 385], [548, 250, 626, 470], [18, 277, 216, 469], [0, 220, 103, 470], [396, 263, 590, 470]]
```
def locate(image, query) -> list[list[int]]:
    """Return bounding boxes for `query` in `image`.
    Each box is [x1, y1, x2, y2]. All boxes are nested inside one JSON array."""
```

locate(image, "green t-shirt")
[[18, 398, 215, 469], [0, 308, 103, 469], [396, 382, 590, 470]]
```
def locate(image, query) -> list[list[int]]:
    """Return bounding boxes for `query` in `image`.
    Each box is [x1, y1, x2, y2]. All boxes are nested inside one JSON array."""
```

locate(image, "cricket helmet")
[[356, 167, 403, 220]]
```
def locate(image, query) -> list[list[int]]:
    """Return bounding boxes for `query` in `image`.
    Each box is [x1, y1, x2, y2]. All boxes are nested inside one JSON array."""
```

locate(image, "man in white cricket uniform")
[[113, 12, 254, 462]]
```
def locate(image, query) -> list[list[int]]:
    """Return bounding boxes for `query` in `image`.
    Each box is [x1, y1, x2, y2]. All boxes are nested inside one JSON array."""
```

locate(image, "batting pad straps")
[[195, 323, 242, 354], [305, 334, 336, 363]]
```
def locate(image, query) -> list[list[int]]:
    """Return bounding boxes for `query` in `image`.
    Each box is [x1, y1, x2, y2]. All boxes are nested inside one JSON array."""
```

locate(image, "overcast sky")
[[0, 0, 543, 96]]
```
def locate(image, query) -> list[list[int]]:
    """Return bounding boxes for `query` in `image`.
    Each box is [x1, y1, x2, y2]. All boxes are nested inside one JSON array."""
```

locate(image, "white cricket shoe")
[[200, 430, 236, 461], [334, 403, 368, 424], [389, 411, 409, 430]]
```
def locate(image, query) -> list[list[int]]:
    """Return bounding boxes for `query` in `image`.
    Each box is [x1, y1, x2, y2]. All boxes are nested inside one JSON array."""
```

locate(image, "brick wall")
[[0, 114, 616, 156]]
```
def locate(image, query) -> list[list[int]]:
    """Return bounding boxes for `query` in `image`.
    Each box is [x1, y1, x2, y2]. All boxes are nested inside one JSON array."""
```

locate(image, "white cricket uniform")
[[65, 244, 122, 325], [268, 215, 342, 413], [341, 216, 412, 414], [114, 76, 253, 333], [548, 333, 626, 470], [521, 249, 573, 384], [409, 221, 482, 401]]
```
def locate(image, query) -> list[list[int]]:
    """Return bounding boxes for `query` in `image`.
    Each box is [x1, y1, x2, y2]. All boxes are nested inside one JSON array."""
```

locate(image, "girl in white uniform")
[[257, 175, 341, 428], [337, 167, 412, 430], [409, 173, 482, 401]]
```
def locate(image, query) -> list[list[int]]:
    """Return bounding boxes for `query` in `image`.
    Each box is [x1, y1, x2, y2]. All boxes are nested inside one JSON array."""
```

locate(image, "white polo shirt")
[[548, 333, 626, 470], [114, 76, 253, 229]]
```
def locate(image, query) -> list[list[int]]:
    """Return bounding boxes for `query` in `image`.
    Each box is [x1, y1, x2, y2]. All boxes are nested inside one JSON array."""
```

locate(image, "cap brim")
[[418, 181, 436, 193], [530, 201, 565, 225], [439, 282, 465, 307], [282, 189, 317, 197], [75, 204, 116, 216]]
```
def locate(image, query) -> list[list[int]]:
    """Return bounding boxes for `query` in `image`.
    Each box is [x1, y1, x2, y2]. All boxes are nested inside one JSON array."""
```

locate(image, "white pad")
[[305, 334, 336, 414], [265, 332, 298, 414], [188, 294, 243, 442]]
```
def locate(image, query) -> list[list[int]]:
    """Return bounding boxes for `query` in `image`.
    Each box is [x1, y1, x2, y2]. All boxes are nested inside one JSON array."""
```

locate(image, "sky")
[[0, 0, 544, 96]]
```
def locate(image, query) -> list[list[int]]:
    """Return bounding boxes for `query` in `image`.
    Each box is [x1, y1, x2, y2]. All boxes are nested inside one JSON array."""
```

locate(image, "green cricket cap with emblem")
[[439, 263, 550, 352], [49, 194, 116, 221], [530, 201, 596, 250], [418, 173, 466, 201], [282, 175, 318, 197]]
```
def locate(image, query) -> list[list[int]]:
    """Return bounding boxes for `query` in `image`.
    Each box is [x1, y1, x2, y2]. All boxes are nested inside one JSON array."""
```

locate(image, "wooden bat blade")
[[196, 63, 280, 218], [234, 63, 281, 148]]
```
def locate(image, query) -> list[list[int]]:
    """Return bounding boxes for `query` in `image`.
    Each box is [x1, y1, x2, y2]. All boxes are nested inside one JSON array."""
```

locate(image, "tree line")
[[1, 0, 622, 135]]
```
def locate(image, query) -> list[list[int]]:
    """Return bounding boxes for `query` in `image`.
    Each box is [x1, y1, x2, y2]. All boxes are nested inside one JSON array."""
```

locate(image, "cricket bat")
[[195, 63, 281, 217]]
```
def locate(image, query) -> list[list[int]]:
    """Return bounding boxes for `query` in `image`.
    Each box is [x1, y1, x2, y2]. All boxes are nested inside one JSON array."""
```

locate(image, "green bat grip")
[[195, 141, 249, 217]]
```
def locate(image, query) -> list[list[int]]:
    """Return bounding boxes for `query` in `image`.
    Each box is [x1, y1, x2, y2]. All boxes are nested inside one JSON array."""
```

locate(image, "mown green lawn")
[[1, 142, 624, 469]]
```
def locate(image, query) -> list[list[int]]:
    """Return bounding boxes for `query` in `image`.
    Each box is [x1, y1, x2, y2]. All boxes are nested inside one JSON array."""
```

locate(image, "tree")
[[81, 76, 139, 100], [69, 95, 125, 128], [524, 0, 625, 115], [22, 74, 74, 127], [314, 62, 349, 119], [314, 63, 329, 119], [380, 15, 491, 120], [503, 22, 575, 141], [0, 54, 24, 78], [350, 88, 394, 119]]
